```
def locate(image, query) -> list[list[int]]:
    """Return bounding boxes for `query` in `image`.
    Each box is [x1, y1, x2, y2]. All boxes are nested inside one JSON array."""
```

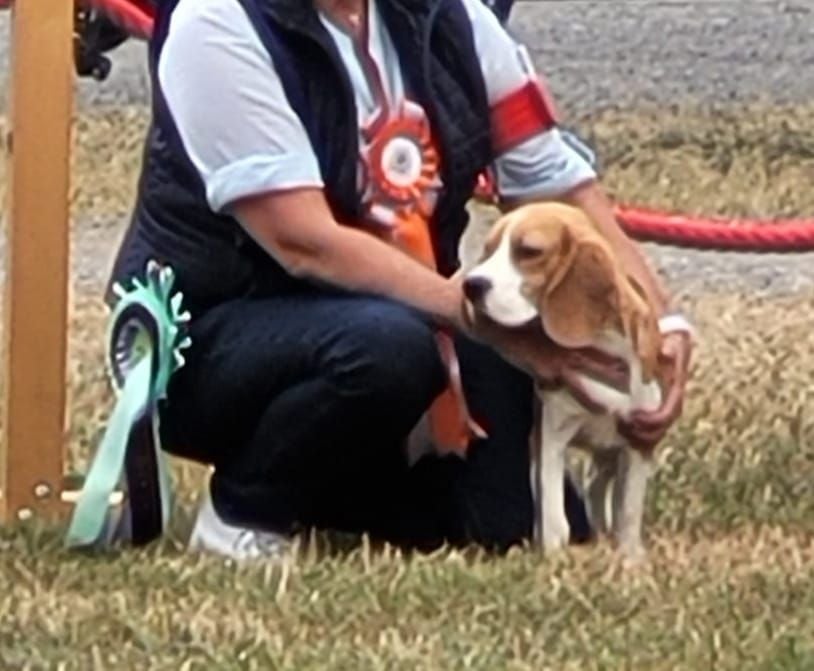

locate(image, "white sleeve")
[[157, 0, 324, 213], [458, 0, 597, 200]]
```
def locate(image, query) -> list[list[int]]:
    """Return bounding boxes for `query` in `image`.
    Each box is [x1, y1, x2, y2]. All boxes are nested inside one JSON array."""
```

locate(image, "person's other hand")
[[618, 330, 693, 449]]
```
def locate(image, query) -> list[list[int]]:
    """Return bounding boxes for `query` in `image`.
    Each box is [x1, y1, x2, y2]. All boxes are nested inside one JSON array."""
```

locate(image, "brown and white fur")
[[462, 202, 669, 560]]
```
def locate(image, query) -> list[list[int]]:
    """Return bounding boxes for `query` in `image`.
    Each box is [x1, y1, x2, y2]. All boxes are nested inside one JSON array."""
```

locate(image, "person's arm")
[[233, 187, 627, 400], [231, 188, 462, 328], [157, 0, 464, 327]]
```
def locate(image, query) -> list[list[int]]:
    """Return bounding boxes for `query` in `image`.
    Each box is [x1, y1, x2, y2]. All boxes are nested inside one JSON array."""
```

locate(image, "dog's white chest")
[[542, 371, 662, 452], [540, 388, 624, 453]]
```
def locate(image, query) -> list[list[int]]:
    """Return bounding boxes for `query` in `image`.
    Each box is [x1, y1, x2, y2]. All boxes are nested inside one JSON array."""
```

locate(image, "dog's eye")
[[514, 242, 544, 260]]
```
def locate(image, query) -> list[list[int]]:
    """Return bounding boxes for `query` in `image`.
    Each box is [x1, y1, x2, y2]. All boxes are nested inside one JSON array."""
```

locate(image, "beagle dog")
[[462, 202, 691, 559]]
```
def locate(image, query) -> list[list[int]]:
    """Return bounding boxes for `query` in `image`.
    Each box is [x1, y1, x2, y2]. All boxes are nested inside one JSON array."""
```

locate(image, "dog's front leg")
[[537, 397, 580, 552], [530, 404, 543, 546], [611, 446, 653, 561]]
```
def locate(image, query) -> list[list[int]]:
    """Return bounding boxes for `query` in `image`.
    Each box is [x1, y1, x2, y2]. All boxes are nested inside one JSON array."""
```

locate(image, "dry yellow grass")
[[1, 524, 813, 670], [582, 102, 814, 219]]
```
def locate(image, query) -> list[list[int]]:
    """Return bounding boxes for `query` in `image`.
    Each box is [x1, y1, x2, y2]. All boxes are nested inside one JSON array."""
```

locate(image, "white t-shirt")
[[158, 0, 596, 227]]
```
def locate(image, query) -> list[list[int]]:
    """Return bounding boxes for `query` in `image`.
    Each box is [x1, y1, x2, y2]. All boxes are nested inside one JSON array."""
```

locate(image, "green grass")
[[2, 292, 814, 670], [1, 519, 813, 670]]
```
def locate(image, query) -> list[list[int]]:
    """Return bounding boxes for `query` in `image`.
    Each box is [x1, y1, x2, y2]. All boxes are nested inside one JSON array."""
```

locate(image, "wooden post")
[[1, 0, 74, 522]]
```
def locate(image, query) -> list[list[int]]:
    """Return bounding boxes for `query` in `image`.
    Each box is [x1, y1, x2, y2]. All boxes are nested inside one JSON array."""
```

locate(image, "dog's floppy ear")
[[625, 275, 661, 383], [628, 310, 660, 383], [540, 234, 621, 349]]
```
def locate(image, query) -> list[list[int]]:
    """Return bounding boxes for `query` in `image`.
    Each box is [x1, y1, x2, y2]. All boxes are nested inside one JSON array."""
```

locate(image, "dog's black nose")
[[463, 276, 492, 304]]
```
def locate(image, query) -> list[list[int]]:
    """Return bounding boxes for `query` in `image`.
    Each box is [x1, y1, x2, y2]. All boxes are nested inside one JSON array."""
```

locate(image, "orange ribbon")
[[361, 106, 486, 455], [392, 211, 487, 456]]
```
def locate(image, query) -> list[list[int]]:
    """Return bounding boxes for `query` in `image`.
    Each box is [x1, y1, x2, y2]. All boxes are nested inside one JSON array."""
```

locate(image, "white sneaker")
[[188, 486, 290, 561]]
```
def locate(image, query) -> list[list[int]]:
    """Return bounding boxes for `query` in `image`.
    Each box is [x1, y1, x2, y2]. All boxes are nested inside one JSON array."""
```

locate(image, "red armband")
[[490, 79, 559, 155], [87, 0, 156, 40]]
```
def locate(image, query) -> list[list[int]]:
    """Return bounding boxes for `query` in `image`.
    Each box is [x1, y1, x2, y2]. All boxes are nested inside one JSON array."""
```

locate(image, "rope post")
[[1, 0, 74, 522]]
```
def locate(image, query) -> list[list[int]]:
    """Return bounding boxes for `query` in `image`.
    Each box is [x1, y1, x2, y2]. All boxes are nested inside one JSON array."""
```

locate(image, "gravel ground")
[[512, 0, 814, 116], [1, 1, 813, 297], [2, 1, 811, 111]]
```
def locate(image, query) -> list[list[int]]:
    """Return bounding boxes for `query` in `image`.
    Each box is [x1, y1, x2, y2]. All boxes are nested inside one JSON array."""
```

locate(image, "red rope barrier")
[[85, 0, 154, 41], [615, 206, 814, 252]]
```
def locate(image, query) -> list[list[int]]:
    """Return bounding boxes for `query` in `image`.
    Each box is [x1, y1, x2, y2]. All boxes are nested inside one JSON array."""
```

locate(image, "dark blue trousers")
[[160, 291, 591, 551]]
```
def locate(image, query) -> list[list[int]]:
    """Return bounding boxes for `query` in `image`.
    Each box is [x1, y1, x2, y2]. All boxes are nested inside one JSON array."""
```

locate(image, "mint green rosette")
[[66, 261, 191, 549]]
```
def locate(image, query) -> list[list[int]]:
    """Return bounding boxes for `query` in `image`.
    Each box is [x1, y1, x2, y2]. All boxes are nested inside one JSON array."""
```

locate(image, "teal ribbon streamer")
[[66, 358, 160, 546], [65, 261, 189, 549]]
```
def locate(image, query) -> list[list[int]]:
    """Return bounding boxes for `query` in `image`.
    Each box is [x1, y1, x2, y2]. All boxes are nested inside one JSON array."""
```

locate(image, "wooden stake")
[[1, 0, 74, 522]]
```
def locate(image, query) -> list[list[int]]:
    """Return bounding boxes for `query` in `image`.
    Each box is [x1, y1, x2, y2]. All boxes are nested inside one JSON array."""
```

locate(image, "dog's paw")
[[617, 541, 648, 568], [541, 515, 571, 553]]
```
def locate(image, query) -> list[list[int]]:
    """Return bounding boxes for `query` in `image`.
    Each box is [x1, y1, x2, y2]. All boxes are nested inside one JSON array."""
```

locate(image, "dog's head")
[[463, 203, 660, 379]]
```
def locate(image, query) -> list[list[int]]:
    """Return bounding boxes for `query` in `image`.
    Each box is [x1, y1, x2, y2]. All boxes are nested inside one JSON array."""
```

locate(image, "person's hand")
[[618, 330, 693, 449]]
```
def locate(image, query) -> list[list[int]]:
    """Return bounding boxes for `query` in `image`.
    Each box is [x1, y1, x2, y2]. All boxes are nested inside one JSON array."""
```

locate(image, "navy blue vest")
[[109, 0, 494, 313]]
